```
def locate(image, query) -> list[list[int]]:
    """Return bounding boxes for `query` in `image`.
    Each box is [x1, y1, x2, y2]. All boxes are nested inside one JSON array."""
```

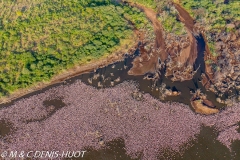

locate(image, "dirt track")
[[127, 1, 199, 81], [136, 4, 167, 61], [174, 3, 215, 87], [126, 1, 168, 76], [174, 3, 198, 67]]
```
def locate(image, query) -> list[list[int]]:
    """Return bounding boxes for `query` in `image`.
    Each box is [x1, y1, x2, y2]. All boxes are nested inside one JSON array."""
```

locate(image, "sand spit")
[[0, 81, 240, 160]]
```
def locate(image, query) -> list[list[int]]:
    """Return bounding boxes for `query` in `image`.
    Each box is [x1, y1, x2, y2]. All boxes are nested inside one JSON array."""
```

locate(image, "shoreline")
[[0, 32, 140, 105], [1, 80, 240, 160]]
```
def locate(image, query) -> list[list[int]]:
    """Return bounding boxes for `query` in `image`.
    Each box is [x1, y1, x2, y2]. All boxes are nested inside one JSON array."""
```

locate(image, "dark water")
[[43, 98, 66, 116], [0, 37, 234, 110], [0, 120, 13, 138], [67, 126, 234, 160], [0, 36, 239, 159], [157, 126, 240, 160], [61, 36, 238, 159], [173, 126, 231, 160], [25, 98, 66, 122], [237, 122, 240, 133], [67, 36, 226, 111], [66, 138, 141, 160]]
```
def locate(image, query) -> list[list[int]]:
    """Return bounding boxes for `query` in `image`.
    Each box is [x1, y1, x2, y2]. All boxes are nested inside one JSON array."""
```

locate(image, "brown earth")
[[137, 4, 166, 54], [126, 1, 199, 82], [173, 3, 198, 70], [1, 1, 235, 116], [191, 100, 219, 115], [190, 88, 219, 115], [125, 2, 220, 116], [164, 3, 199, 82], [203, 31, 240, 93], [126, 1, 167, 76]]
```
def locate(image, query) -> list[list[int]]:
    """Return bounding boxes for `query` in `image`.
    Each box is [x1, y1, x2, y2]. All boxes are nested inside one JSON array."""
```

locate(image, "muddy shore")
[[1, 1, 238, 114], [0, 1, 240, 160]]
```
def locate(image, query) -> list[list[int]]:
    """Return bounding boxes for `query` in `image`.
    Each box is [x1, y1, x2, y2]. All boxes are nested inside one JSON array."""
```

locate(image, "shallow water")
[[0, 120, 13, 138], [43, 98, 66, 115], [66, 126, 235, 160], [0, 37, 236, 110], [25, 98, 66, 122], [62, 36, 238, 159], [66, 138, 140, 160], [0, 37, 239, 159], [74, 36, 227, 110], [173, 126, 231, 160]]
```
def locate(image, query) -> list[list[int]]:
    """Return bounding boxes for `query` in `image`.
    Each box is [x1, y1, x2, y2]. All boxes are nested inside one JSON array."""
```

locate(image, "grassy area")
[[128, 0, 240, 56], [180, 0, 240, 55], [127, 0, 158, 10], [127, 0, 187, 36], [181, 0, 239, 31], [157, 2, 187, 36], [0, 0, 150, 96]]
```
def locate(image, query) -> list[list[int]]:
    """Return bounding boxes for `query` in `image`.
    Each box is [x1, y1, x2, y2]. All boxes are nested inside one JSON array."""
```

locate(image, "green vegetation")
[[127, 0, 187, 36], [157, 2, 187, 35], [181, 0, 239, 31], [181, 0, 240, 56], [0, 0, 150, 97], [128, 0, 158, 10], [129, 0, 240, 57]]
